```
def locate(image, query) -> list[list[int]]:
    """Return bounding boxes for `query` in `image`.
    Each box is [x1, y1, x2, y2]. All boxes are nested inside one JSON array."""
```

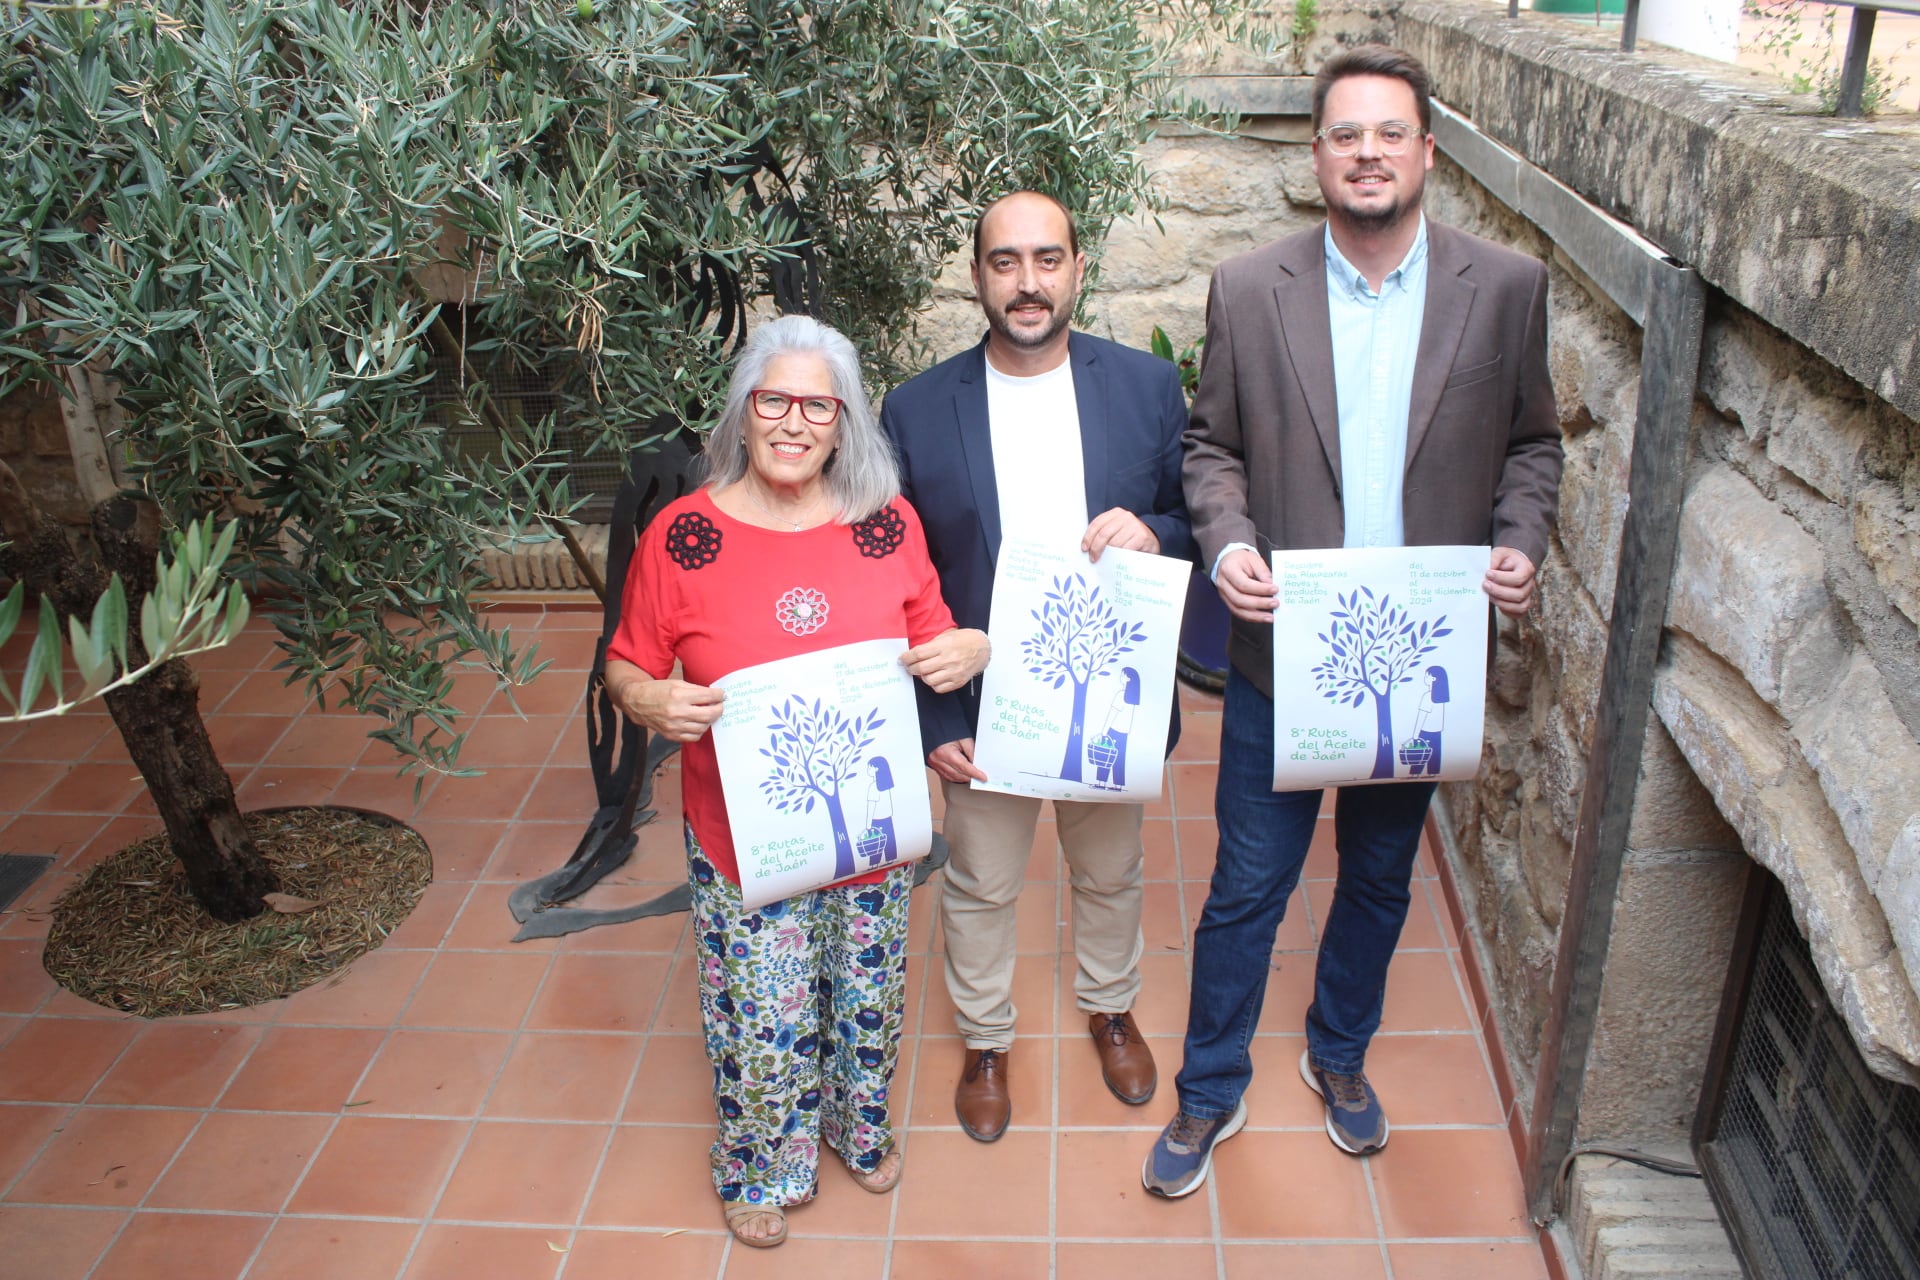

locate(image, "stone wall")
[[1386, 2, 1920, 1146]]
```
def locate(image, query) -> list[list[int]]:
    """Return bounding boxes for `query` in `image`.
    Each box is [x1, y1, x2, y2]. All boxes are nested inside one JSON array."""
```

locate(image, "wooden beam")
[[1524, 259, 1707, 1222]]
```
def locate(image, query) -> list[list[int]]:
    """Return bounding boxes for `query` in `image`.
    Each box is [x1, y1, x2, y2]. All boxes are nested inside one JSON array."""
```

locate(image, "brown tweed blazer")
[[1182, 220, 1564, 696]]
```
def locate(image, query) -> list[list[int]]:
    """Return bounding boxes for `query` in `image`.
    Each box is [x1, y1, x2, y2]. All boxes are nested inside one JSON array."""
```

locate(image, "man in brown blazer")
[[1143, 44, 1562, 1198]]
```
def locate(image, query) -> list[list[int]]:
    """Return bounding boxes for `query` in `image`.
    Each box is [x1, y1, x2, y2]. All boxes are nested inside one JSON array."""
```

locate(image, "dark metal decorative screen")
[[1697, 872, 1920, 1280], [423, 347, 629, 524]]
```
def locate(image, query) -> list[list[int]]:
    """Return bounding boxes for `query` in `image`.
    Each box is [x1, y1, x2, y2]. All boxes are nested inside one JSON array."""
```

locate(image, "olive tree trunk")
[[1, 462, 276, 922]]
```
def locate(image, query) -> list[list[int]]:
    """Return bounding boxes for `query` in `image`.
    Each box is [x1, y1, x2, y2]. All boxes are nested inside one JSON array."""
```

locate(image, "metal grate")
[[0, 853, 53, 912], [1698, 873, 1920, 1280], [423, 346, 630, 525]]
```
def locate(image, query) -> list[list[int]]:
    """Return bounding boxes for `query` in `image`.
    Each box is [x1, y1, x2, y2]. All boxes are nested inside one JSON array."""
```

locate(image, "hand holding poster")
[[1271, 546, 1491, 789], [972, 538, 1189, 803], [711, 638, 932, 909]]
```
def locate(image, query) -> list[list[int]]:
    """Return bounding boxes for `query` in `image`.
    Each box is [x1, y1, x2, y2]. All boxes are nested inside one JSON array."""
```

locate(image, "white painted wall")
[[1638, 0, 1741, 62]]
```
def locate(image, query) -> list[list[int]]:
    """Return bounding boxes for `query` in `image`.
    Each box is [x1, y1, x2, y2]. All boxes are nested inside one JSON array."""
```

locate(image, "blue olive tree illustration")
[[1021, 574, 1147, 782], [1310, 589, 1451, 780], [759, 697, 885, 880]]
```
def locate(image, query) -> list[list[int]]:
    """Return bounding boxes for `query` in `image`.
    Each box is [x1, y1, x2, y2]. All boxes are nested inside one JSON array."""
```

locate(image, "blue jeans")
[[1173, 666, 1436, 1118]]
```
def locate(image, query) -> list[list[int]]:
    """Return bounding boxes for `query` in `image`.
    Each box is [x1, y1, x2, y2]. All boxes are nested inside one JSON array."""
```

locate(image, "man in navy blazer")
[[881, 191, 1194, 1141]]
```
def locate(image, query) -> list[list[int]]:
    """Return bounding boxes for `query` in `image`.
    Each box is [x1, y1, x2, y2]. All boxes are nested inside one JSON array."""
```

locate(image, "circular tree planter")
[[42, 806, 430, 1017]]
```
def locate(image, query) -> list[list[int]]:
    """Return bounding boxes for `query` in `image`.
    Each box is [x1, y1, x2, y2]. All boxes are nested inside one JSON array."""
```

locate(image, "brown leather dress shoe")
[[1089, 1011, 1157, 1104], [955, 1047, 1011, 1142]]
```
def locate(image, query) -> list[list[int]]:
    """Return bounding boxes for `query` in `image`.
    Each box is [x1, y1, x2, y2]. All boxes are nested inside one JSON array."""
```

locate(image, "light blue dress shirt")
[[1208, 219, 1434, 581], [1326, 217, 1428, 549]]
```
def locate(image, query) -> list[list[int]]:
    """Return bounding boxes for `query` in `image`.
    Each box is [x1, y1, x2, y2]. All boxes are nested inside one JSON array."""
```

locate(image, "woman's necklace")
[[740, 481, 826, 531]]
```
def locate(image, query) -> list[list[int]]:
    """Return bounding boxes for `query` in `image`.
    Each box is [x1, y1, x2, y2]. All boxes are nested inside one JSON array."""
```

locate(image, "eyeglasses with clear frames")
[[749, 388, 844, 426], [1314, 121, 1425, 157]]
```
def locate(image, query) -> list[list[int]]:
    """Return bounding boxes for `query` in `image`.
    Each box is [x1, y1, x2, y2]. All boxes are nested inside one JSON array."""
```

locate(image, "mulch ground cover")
[[43, 806, 429, 1017]]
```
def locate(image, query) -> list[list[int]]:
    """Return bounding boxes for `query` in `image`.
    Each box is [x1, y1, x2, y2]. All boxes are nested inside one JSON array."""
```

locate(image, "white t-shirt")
[[986, 356, 1088, 546]]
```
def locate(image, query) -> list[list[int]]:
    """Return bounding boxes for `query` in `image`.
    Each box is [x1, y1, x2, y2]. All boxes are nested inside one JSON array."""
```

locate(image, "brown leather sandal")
[[722, 1199, 788, 1248], [849, 1147, 904, 1194]]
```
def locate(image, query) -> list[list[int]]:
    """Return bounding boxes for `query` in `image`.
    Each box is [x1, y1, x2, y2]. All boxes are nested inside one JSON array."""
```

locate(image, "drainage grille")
[[0, 853, 54, 913], [1699, 875, 1920, 1280]]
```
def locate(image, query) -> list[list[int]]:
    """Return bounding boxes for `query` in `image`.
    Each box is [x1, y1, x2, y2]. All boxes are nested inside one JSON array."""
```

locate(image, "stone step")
[[1566, 1156, 1741, 1280]]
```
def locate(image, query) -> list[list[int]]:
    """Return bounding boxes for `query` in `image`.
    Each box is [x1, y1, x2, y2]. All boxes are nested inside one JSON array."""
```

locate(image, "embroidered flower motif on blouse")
[[775, 587, 829, 636], [850, 506, 906, 559], [665, 511, 723, 570]]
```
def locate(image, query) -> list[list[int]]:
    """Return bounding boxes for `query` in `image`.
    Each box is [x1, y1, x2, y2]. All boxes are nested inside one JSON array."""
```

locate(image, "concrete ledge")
[[1179, 74, 1314, 116], [1395, 0, 1920, 420]]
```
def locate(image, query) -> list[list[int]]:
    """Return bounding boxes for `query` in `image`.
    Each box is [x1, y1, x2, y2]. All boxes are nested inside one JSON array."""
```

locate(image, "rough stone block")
[[1536, 565, 1607, 747], [1764, 372, 1870, 505], [1792, 654, 1920, 896], [1582, 849, 1747, 1144], [911, 298, 986, 369], [1447, 765, 1556, 1103], [1537, 696, 1587, 847], [1874, 829, 1920, 1023], [1552, 284, 1641, 434], [1554, 412, 1630, 615], [1488, 613, 1532, 710], [1092, 277, 1211, 355], [931, 250, 973, 298], [1100, 213, 1194, 292], [1668, 463, 1849, 717], [1697, 312, 1776, 439], [1654, 636, 1920, 1081], [1150, 138, 1312, 218], [1184, 217, 1312, 286], [1627, 718, 1742, 854], [1853, 479, 1920, 629], [1519, 779, 1572, 932]]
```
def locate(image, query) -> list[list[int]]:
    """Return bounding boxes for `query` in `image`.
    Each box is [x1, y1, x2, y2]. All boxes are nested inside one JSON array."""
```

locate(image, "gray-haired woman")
[[604, 314, 988, 1248]]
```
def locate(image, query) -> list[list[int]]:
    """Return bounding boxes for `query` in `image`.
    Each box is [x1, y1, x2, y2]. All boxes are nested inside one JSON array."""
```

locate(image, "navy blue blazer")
[[879, 331, 1196, 757]]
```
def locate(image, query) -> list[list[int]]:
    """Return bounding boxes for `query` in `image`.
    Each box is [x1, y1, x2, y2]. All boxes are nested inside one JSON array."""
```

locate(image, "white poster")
[[1271, 546, 1492, 789], [972, 538, 1190, 803], [712, 638, 933, 910]]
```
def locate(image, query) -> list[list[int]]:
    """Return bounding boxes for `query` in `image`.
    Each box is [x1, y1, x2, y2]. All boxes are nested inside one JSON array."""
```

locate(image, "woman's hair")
[[700, 314, 898, 524], [1426, 665, 1451, 703], [1121, 666, 1141, 703], [869, 757, 895, 790]]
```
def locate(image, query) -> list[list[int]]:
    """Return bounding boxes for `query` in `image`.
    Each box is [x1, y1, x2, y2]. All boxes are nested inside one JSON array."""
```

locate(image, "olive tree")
[[0, 0, 1247, 920]]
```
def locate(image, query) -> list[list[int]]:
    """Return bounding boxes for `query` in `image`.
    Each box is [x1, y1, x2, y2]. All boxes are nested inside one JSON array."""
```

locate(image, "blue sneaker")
[[1140, 1099, 1247, 1198], [1299, 1050, 1389, 1154]]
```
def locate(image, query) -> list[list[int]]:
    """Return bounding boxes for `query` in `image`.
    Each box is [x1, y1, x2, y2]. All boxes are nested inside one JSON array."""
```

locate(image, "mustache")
[[1004, 291, 1052, 314]]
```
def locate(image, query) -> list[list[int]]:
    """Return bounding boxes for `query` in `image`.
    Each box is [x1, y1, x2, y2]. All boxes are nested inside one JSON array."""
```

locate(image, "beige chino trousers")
[[939, 780, 1146, 1050]]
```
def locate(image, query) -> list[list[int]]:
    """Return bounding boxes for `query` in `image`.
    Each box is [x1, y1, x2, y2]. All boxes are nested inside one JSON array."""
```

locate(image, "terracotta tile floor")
[[0, 607, 1547, 1279]]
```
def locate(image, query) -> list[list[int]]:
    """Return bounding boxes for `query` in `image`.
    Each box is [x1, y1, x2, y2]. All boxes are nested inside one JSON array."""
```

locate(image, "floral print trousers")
[[685, 830, 912, 1209]]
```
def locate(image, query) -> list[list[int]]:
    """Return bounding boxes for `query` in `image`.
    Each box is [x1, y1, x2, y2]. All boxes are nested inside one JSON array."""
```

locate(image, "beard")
[[984, 288, 1074, 350], [1329, 167, 1423, 235]]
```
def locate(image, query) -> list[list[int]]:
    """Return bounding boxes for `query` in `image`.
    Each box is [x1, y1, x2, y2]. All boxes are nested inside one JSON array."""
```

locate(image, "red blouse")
[[607, 488, 955, 885]]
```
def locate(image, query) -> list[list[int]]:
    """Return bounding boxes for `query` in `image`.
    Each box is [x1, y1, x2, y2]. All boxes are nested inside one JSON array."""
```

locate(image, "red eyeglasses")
[[750, 389, 844, 426]]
